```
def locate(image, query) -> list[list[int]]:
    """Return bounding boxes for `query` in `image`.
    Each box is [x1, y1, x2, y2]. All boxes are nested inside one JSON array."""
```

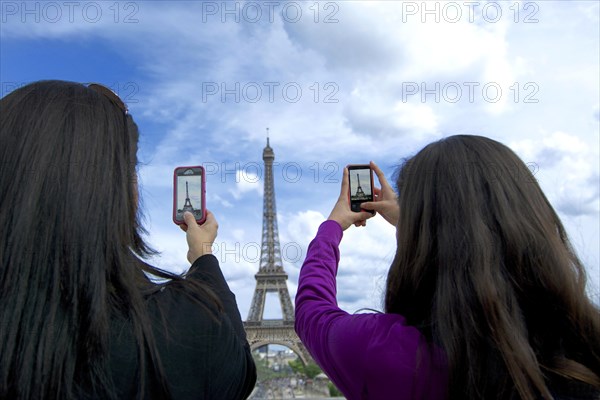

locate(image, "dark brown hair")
[[385, 135, 600, 399], [0, 80, 221, 399]]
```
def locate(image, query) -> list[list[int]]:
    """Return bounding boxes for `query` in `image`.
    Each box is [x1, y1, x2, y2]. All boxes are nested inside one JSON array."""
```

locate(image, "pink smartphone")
[[173, 166, 206, 225], [347, 164, 375, 214]]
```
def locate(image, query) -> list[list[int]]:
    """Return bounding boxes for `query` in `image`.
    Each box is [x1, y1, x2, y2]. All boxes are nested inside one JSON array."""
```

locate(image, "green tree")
[[304, 362, 322, 379], [287, 359, 323, 379], [329, 382, 343, 397], [288, 358, 305, 375]]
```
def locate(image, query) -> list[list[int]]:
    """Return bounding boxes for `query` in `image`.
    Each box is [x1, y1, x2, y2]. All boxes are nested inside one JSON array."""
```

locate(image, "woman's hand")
[[360, 161, 399, 226], [179, 210, 218, 264], [328, 167, 374, 230]]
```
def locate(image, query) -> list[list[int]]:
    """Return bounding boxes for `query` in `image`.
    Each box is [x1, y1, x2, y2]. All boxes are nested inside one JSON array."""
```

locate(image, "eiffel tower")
[[244, 134, 312, 365], [355, 173, 365, 196], [183, 181, 194, 211]]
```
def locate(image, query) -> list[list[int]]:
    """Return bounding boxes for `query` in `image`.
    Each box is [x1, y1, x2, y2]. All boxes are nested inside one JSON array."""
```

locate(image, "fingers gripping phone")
[[347, 164, 375, 214], [173, 166, 206, 225]]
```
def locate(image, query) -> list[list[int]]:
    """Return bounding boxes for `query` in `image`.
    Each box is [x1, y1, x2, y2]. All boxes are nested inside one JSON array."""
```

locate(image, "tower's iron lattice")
[[244, 137, 312, 365]]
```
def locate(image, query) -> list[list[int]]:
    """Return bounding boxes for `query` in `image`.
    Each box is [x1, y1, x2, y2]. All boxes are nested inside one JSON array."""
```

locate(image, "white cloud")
[[229, 169, 263, 200], [510, 131, 599, 217], [128, 2, 598, 305], [210, 193, 233, 208], [0, 0, 519, 160], [4, 0, 598, 310]]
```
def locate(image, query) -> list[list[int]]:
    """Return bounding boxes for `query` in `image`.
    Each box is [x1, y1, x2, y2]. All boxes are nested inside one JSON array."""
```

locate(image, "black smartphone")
[[347, 164, 375, 214], [173, 166, 206, 225]]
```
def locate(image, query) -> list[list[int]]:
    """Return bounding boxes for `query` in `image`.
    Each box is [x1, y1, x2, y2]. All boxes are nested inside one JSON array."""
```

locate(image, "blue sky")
[[2, 1, 599, 317]]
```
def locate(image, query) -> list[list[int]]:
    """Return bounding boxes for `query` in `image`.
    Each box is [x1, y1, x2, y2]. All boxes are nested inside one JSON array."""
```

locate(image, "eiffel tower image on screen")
[[244, 134, 312, 365], [355, 173, 365, 197], [182, 181, 194, 211]]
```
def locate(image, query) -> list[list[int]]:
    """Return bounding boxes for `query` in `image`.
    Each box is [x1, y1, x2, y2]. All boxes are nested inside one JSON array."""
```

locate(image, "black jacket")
[[109, 255, 257, 399]]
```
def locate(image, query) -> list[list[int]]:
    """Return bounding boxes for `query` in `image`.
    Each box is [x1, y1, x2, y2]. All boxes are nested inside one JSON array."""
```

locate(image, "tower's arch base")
[[245, 323, 313, 366]]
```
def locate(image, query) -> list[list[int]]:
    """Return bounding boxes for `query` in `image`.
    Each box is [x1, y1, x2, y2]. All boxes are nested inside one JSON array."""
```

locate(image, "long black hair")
[[385, 135, 600, 399], [0, 80, 221, 399]]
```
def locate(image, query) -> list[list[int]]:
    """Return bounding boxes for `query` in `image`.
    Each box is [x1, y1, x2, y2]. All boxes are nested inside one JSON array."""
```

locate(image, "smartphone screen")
[[173, 166, 206, 225], [348, 165, 375, 214]]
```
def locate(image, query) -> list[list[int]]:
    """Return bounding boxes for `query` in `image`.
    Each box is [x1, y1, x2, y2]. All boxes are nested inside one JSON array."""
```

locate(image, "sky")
[[1, 0, 599, 322]]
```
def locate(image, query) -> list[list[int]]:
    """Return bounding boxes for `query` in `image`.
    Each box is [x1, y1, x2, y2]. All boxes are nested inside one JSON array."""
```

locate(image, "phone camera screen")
[[348, 167, 373, 212], [175, 168, 203, 222]]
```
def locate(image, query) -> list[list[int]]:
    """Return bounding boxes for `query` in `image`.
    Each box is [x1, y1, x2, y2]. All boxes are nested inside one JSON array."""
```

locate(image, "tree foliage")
[[288, 359, 322, 379]]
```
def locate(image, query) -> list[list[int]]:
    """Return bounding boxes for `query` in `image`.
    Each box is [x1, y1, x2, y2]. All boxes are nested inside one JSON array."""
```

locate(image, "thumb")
[[358, 210, 375, 220], [360, 201, 378, 211], [340, 167, 349, 198], [183, 211, 198, 230]]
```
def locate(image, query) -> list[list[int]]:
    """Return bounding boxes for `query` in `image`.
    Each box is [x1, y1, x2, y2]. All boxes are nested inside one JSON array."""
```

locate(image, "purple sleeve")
[[295, 220, 366, 394], [295, 220, 448, 400]]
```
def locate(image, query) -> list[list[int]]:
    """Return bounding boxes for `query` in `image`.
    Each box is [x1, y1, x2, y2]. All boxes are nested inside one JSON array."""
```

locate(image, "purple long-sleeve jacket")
[[295, 220, 448, 400]]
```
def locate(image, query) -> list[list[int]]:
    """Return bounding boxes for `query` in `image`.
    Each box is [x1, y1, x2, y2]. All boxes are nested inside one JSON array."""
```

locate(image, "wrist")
[[326, 218, 344, 230], [327, 215, 349, 230]]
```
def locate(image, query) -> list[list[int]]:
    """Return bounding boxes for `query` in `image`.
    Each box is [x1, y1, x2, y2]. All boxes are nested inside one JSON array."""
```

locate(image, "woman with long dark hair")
[[0, 80, 256, 399], [295, 135, 600, 399]]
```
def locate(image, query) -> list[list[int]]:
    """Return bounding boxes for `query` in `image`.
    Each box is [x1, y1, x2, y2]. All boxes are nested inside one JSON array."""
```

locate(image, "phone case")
[[173, 165, 207, 225], [346, 164, 375, 214]]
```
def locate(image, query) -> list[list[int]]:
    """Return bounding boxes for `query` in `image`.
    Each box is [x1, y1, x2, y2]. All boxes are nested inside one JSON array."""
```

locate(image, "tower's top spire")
[[263, 127, 274, 160]]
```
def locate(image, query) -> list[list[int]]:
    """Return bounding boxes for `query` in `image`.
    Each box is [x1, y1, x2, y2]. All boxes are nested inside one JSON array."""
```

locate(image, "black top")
[[109, 255, 256, 399]]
